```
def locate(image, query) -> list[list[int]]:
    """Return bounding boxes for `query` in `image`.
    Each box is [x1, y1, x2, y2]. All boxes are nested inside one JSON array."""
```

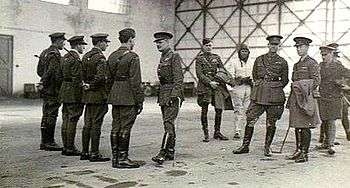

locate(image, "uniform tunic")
[[195, 52, 233, 110], [38, 45, 63, 143], [318, 60, 350, 120], [107, 46, 144, 135], [157, 48, 184, 149], [247, 52, 289, 123], [288, 55, 321, 128]]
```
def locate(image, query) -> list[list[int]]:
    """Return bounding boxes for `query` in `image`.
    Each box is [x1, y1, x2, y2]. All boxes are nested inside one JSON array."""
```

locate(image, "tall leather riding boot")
[[115, 135, 139, 168], [233, 125, 254, 154], [286, 129, 302, 160], [111, 133, 119, 168], [213, 109, 228, 140], [295, 128, 310, 163], [40, 121, 62, 151], [264, 126, 276, 157], [40, 126, 48, 150], [201, 106, 209, 142], [319, 122, 325, 143], [61, 118, 68, 153], [64, 122, 81, 156], [80, 128, 91, 160], [89, 129, 110, 162], [165, 135, 176, 160], [327, 121, 336, 155]]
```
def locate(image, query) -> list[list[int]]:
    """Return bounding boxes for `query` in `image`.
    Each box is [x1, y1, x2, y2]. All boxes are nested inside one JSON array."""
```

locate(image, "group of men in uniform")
[[195, 35, 350, 163], [37, 29, 184, 168], [36, 28, 350, 168]]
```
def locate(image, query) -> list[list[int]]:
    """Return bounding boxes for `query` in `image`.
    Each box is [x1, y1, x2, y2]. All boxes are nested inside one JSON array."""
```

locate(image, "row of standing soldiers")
[[37, 29, 350, 168], [37, 29, 183, 168]]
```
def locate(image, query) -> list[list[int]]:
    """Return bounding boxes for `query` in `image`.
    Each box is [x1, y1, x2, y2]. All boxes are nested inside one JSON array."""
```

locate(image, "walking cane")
[[272, 126, 290, 154]]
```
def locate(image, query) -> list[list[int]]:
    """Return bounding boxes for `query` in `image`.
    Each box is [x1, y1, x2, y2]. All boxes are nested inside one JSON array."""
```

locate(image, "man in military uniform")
[[80, 33, 110, 162], [286, 37, 321, 163], [107, 28, 144, 168], [318, 43, 350, 143], [59, 36, 87, 156], [230, 44, 253, 139], [37, 32, 66, 151], [151, 32, 184, 165], [195, 38, 234, 142], [233, 35, 289, 157], [316, 44, 350, 155]]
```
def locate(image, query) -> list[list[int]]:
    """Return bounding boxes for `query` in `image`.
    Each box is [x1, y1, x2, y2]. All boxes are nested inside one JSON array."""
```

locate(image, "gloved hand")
[[136, 103, 143, 115]]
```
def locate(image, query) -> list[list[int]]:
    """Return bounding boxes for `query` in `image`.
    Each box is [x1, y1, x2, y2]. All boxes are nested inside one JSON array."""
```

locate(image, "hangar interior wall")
[[174, 0, 350, 83], [0, 0, 174, 95]]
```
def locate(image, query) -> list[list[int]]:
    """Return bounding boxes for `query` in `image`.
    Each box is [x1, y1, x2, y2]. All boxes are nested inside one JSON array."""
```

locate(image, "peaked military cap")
[[91, 33, 110, 42], [119, 28, 136, 39], [202, 38, 212, 45], [67, 36, 87, 45], [266, 35, 283, 44], [327, 43, 340, 57], [293, 37, 312, 46], [153, 31, 173, 42], [49, 32, 66, 40], [319, 45, 336, 53]]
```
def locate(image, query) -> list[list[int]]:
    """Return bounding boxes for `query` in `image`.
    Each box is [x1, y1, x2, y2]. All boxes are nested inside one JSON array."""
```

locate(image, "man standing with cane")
[[286, 37, 321, 163], [151, 32, 184, 165]]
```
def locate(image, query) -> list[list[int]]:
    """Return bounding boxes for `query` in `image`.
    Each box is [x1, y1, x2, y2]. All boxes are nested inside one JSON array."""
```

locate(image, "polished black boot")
[[89, 153, 110, 162], [286, 129, 302, 160], [264, 126, 276, 157], [39, 127, 49, 150], [40, 127, 62, 151], [115, 151, 140, 168], [203, 128, 209, 142], [115, 135, 140, 168], [80, 128, 91, 160], [111, 134, 119, 168], [152, 149, 167, 165], [165, 136, 176, 160], [233, 125, 254, 154], [295, 129, 310, 163], [64, 126, 81, 156], [213, 109, 228, 140], [201, 106, 209, 142], [89, 130, 110, 162]]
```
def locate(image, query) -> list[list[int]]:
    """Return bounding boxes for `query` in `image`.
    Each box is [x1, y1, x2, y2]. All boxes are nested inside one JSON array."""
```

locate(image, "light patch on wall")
[[40, 0, 70, 5], [88, 0, 129, 14]]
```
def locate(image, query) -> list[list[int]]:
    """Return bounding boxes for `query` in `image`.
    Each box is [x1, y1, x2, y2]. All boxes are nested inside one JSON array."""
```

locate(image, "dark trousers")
[[200, 103, 223, 132], [111, 105, 137, 153], [295, 128, 311, 153], [160, 99, 180, 150], [61, 103, 84, 149], [41, 98, 61, 144], [82, 103, 108, 154]]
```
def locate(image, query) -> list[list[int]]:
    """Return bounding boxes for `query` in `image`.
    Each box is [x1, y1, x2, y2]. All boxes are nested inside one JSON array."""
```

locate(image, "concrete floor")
[[0, 97, 349, 188]]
